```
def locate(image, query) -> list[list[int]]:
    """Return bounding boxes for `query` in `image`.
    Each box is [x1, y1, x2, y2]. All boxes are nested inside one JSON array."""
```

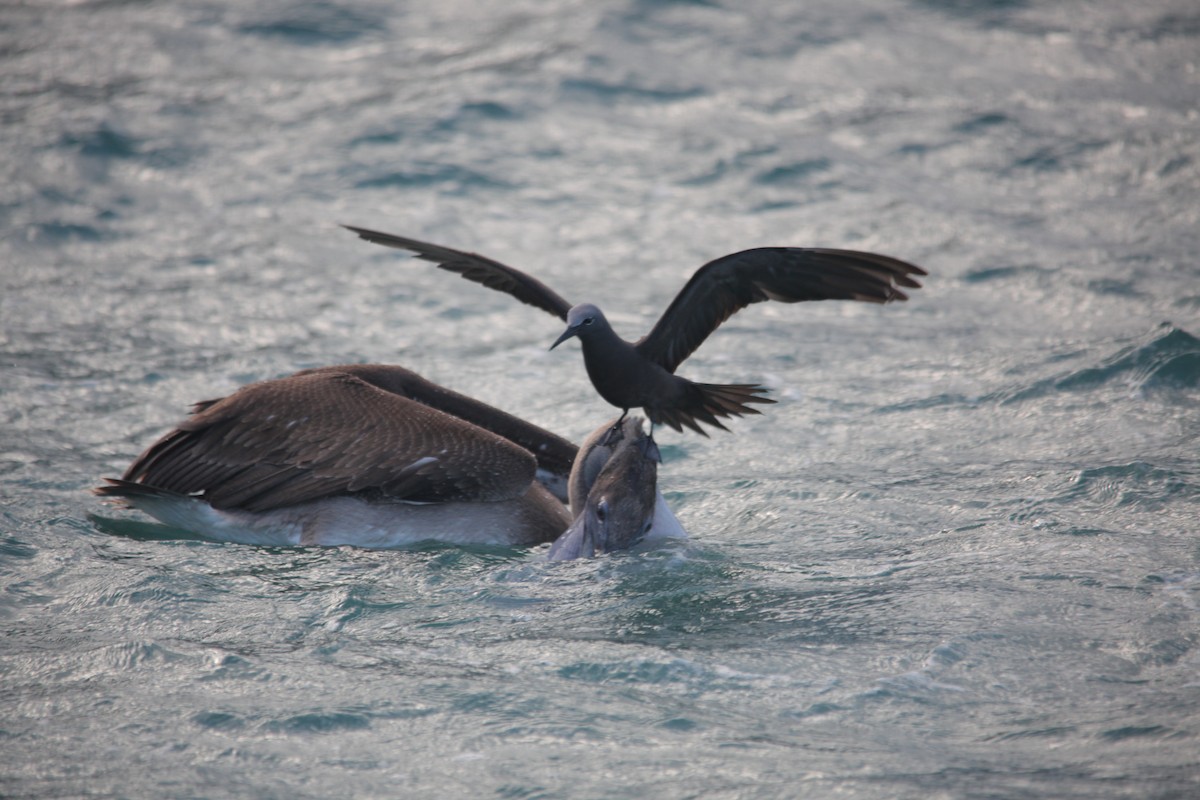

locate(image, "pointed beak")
[[549, 324, 578, 351], [546, 513, 596, 560]]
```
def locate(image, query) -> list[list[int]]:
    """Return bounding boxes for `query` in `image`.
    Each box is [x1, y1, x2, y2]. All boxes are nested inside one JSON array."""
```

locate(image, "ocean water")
[[2, 0, 1199, 797]]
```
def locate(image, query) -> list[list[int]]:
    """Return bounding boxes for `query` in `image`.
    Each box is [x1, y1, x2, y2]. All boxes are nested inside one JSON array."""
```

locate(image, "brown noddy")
[[343, 225, 927, 436]]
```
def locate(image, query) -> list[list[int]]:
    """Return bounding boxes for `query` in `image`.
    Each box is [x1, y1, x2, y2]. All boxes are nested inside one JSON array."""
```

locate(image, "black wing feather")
[[635, 247, 926, 373], [342, 225, 573, 320]]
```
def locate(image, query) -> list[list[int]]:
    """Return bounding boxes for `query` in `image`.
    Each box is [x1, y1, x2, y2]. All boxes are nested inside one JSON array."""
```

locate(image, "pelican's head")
[[547, 417, 660, 560]]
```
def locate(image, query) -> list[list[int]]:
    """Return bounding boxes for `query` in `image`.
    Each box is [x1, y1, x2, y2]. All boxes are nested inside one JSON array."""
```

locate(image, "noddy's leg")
[[604, 409, 629, 442]]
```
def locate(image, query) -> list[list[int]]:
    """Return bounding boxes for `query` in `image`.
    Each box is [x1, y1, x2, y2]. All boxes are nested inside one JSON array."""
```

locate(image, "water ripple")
[[995, 324, 1200, 403]]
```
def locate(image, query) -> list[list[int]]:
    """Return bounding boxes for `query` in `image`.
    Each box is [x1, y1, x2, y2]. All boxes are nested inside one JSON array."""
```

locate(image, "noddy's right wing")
[[342, 225, 573, 320], [635, 247, 927, 374]]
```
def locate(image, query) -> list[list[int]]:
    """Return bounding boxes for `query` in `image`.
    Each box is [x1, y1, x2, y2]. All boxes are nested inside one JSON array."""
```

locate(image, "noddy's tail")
[[652, 382, 775, 436]]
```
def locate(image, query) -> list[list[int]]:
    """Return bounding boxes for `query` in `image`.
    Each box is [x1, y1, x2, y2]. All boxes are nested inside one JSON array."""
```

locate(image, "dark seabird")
[[343, 225, 927, 435], [95, 364, 682, 554]]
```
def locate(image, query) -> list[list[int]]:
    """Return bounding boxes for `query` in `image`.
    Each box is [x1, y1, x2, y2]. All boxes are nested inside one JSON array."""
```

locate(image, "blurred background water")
[[2, 1, 1199, 797]]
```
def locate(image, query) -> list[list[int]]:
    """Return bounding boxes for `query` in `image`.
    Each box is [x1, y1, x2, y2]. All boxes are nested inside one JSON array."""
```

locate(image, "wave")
[[994, 323, 1200, 404], [877, 324, 1199, 414]]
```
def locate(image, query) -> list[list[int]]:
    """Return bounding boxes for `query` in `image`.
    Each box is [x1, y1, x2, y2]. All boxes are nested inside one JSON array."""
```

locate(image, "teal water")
[[3, 1, 1199, 797]]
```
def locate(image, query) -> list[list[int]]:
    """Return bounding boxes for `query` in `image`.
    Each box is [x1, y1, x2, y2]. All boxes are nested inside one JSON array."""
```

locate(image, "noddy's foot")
[[642, 422, 663, 463], [641, 434, 662, 463]]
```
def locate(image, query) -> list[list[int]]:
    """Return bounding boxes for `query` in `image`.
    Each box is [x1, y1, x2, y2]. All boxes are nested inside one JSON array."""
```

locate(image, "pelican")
[[95, 364, 682, 556]]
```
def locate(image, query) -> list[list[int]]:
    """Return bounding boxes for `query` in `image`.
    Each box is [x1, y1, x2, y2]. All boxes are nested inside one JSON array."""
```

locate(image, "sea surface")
[[3, 1, 1199, 797]]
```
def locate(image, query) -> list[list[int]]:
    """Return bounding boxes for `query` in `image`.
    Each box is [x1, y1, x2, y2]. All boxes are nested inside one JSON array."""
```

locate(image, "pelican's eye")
[[595, 499, 609, 522]]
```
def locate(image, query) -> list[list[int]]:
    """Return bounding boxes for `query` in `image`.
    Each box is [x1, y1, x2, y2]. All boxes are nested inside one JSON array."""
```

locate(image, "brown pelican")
[[95, 364, 680, 556]]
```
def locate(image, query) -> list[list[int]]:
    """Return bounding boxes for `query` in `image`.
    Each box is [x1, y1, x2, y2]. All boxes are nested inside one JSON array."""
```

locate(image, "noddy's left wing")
[[342, 225, 573, 320], [635, 247, 927, 374]]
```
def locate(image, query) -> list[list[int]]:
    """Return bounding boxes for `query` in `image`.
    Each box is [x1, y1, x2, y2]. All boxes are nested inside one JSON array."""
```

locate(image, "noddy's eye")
[[583, 317, 594, 326]]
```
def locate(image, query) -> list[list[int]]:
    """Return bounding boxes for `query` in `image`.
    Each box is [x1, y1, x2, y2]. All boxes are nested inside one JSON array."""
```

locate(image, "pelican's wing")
[[298, 363, 578, 501], [635, 247, 926, 373], [112, 371, 539, 513], [342, 225, 573, 320]]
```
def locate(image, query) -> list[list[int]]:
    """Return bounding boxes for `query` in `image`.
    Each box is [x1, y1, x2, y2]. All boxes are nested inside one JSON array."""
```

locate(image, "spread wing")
[[116, 371, 539, 513], [635, 247, 926, 374], [342, 225, 573, 320]]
